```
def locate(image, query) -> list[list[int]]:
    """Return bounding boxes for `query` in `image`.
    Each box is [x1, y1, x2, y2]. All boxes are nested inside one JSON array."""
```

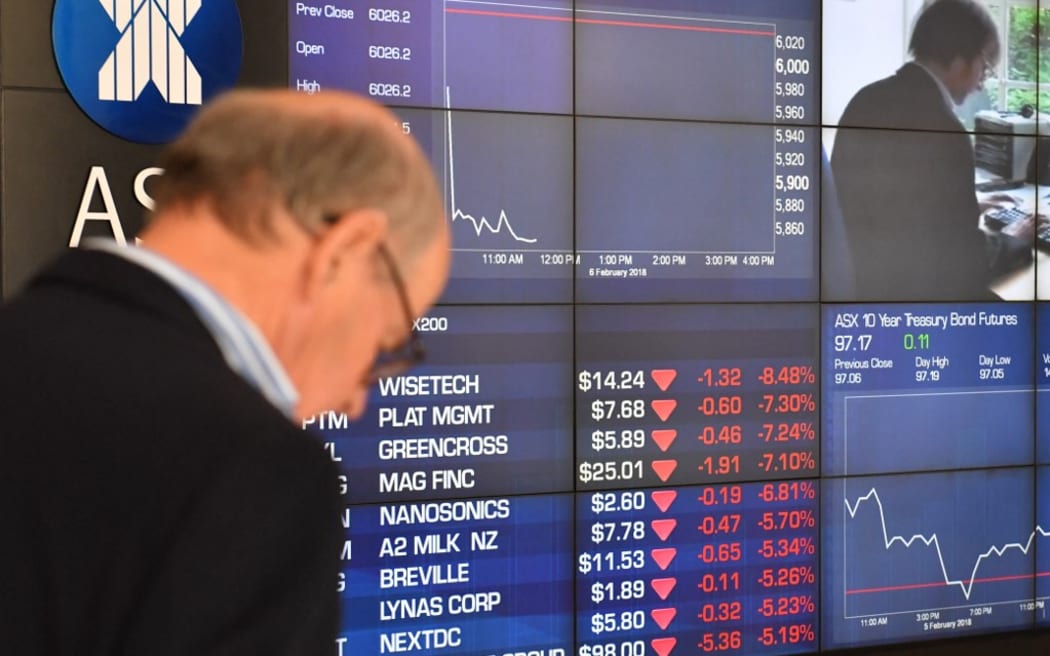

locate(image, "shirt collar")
[[84, 238, 300, 420], [912, 61, 957, 111]]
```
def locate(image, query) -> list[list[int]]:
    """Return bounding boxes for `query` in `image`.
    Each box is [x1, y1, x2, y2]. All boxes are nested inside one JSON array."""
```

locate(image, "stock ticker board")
[[288, 1, 1050, 654]]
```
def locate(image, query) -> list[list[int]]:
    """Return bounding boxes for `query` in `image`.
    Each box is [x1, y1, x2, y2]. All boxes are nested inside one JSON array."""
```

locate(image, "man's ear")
[[304, 208, 388, 299]]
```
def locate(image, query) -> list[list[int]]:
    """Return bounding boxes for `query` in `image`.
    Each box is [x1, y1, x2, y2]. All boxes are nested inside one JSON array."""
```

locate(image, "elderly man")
[[0, 89, 449, 654]]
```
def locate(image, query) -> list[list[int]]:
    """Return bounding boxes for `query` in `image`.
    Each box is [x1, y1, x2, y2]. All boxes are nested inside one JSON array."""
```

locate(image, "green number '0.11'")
[[902, 333, 931, 350]]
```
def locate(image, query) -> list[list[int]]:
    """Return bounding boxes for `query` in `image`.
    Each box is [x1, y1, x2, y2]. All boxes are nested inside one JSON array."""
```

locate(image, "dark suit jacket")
[[0, 250, 342, 655], [830, 62, 995, 301]]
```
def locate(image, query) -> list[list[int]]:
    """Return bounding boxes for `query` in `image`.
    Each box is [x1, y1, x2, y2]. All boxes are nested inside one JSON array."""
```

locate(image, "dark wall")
[[0, 0, 286, 298]]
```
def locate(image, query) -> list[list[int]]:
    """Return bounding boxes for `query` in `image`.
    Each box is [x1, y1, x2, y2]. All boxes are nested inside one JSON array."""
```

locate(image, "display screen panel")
[[575, 304, 819, 489], [822, 128, 1037, 302], [1041, 303, 1050, 465], [822, 1, 1046, 132], [822, 303, 1035, 477], [340, 494, 574, 655], [315, 305, 574, 505], [822, 1, 1045, 305], [1040, 182, 1050, 301], [290, 0, 573, 114], [575, 119, 818, 303], [1038, 466, 1050, 626], [822, 468, 1040, 650], [577, 480, 819, 656], [290, 0, 822, 304], [283, 1, 1050, 654], [574, 0, 817, 124], [393, 107, 575, 303]]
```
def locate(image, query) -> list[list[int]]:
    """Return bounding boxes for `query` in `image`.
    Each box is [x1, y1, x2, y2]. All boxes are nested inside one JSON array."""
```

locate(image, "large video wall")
[[288, 1, 1050, 654], [3, 1, 1050, 655]]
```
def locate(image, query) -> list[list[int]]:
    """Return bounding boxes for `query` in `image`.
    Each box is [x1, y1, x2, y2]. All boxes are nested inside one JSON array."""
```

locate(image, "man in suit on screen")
[[830, 0, 1034, 301], [0, 89, 450, 654]]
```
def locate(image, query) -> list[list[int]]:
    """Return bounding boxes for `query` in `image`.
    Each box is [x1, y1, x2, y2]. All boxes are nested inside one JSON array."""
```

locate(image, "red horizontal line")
[[446, 7, 571, 22], [577, 16, 774, 36], [847, 580, 945, 595], [846, 571, 1050, 595], [445, 7, 775, 36]]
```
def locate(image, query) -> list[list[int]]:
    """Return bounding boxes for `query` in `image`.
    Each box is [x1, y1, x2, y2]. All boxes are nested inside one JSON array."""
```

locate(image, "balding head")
[[152, 89, 444, 263], [141, 89, 451, 420]]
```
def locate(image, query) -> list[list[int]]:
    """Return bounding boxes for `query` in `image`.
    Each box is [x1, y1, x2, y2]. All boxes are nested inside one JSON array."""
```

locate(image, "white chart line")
[[845, 488, 1050, 601], [445, 86, 538, 245]]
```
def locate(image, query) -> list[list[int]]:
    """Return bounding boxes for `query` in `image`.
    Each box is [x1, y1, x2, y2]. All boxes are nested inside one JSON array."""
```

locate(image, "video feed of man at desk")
[[821, 0, 1047, 302]]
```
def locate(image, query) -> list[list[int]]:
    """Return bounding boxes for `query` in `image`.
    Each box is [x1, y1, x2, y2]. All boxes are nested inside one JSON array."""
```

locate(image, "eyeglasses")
[[318, 214, 426, 383], [980, 54, 996, 82], [366, 243, 426, 383]]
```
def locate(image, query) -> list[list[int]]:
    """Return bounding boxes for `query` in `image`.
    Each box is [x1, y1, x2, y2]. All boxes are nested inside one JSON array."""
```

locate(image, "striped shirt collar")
[[85, 238, 300, 420]]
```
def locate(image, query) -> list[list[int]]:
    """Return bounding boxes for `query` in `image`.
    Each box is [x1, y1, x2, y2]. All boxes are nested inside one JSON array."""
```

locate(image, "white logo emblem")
[[97, 0, 203, 104]]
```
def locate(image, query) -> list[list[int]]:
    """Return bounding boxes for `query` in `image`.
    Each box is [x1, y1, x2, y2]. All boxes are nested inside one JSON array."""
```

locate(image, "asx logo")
[[52, 0, 243, 143], [98, 0, 205, 105]]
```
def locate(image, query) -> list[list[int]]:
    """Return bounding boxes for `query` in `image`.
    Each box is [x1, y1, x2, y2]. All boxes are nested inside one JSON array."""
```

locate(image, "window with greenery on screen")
[[980, 0, 1049, 111]]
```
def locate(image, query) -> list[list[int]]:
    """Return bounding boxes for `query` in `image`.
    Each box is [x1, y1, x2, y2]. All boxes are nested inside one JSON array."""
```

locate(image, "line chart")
[[290, 0, 818, 301], [445, 87, 537, 246], [822, 470, 1042, 649], [391, 101, 573, 302], [845, 488, 1050, 602]]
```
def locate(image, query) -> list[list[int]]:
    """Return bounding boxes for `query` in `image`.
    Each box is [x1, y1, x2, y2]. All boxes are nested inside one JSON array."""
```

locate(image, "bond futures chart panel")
[[822, 303, 1035, 477], [822, 469, 1043, 649]]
